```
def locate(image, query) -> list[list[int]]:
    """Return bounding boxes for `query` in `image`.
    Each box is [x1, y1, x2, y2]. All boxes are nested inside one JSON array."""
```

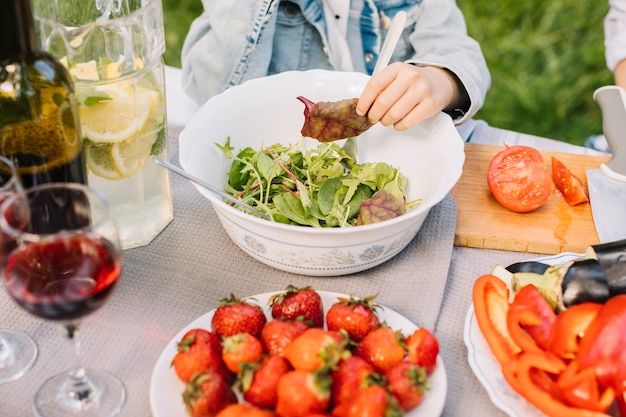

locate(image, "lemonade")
[[75, 61, 173, 249], [32, 0, 174, 249]]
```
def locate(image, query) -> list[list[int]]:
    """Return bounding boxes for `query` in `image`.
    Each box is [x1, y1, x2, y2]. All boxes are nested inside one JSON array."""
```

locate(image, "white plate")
[[151, 290, 447, 417], [463, 253, 583, 417]]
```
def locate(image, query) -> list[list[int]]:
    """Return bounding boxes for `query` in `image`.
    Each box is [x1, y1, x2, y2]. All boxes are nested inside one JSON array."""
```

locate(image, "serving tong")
[[153, 157, 271, 220], [343, 10, 408, 161]]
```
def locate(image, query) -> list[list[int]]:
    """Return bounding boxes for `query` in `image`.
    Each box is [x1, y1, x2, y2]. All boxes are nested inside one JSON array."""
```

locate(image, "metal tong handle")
[[152, 157, 270, 220]]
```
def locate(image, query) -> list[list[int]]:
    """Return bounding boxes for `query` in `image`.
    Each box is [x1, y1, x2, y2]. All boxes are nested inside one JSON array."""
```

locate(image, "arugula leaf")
[[216, 139, 420, 227]]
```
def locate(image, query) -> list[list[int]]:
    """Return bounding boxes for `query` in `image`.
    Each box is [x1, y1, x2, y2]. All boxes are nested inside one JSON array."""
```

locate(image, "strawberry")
[[354, 326, 406, 372], [331, 385, 402, 417], [405, 328, 439, 375], [211, 294, 267, 338], [330, 355, 377, 408], [275, 369, 332, 417], [221, 332, 264, 373], [283, 327, 348, 372], [385, 361, 429, 411], [326, 294, 380, 342], [269, 285, 324, 327], [240, 354, 291, 408], [183, 369, 238, 417], [260, 318, 309, 356], [172, 328, 231, 383], [215, 404, 277, 417]]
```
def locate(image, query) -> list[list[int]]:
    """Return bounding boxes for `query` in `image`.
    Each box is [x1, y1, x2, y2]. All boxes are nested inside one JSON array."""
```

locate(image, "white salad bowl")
[[179, 70, 464, 276]]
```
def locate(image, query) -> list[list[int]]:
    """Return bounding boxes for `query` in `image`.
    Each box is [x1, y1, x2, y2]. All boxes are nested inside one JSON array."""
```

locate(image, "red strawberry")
[[385, 361, 428, 411], [405, 328, 439, 375], [330, 355, 377, 408], [241, 354, 291, 408], [326, 294, 381, 342], [260, 318, 309, 356], [275, 369, 332, 417], [354, 326, 406, 372], [221, 332, 264, 373], [283, 327, 348, 372], [183, 369, 238, 417], [215, 404, 277, 417], [331, 384, 401, 417], [270, 285, 324, 327], [172, 328, 231, 383], [211, 294, 267, 338]]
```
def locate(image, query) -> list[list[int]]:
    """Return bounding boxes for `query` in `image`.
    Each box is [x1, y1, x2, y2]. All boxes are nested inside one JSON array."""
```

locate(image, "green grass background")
[[162, 0, 615, 147]]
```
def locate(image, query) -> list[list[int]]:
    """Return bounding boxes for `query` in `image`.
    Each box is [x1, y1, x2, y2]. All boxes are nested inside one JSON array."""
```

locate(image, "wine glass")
[[0, 182, 126, 416], [0, 155, 38, 384]]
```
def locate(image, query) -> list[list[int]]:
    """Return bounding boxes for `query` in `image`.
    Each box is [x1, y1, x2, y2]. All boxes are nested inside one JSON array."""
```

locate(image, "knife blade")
[[587, 85, 626, 243]]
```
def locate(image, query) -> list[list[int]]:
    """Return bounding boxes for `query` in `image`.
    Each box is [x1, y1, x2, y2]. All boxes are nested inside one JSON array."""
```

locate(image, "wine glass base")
[[34, 369, 126, 417], [0, 330, 38, 384]]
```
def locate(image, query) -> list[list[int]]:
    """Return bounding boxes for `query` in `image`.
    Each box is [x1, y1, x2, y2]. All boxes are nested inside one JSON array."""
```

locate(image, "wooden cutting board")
[[450, 143, 611, 254]]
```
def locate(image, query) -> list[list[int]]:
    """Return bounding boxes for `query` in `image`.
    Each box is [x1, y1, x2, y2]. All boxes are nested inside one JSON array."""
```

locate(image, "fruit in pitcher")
[[79, 80, 163, 180]]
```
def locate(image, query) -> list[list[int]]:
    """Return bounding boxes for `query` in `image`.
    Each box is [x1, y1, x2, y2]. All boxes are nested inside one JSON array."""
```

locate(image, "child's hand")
[[356, 62, 464, 130]]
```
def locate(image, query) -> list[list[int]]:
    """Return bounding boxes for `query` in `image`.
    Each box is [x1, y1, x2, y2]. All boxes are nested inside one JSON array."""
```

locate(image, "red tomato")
[[551, 156, 589, 206], [487, 145, 552, 213]]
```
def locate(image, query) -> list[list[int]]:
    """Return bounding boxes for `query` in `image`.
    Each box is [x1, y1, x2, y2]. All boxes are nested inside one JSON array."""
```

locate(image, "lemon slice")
[[79, 83, 157, 143], [110, 128, 158, 178], [85, 143, 123, 180]]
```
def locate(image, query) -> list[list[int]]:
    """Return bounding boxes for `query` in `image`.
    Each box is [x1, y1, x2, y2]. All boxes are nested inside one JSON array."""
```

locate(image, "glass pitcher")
[[32, 0, 173, 249]]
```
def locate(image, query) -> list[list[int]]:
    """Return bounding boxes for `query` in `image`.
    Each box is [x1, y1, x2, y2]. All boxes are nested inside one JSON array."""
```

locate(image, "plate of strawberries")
[[150, 286, 447, 417]]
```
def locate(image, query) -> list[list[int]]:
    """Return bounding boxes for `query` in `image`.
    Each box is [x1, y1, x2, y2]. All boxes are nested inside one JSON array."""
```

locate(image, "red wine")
[[3, 235, 120, 321]]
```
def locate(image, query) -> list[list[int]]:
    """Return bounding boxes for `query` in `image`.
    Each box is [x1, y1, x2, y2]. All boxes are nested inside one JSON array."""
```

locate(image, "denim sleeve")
[[397, 0, 491, 124], [181, 0, 278, 106]]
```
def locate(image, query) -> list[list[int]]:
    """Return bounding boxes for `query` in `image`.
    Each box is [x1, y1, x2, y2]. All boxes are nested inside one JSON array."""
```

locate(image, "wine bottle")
[[0, 0, 87, 189]]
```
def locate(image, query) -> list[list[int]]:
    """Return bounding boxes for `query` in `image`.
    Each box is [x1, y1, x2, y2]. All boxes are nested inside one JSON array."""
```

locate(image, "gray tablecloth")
[[2, 123, 584, 417]]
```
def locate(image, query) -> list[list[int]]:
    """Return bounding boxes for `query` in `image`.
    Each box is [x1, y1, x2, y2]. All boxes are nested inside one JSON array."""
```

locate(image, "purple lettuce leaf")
[[297, 96, 375, 142], [356, 189, 405, 225]]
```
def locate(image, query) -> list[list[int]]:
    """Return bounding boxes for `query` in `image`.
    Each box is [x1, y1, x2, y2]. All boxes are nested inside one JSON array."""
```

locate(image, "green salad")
[[216, 138, 422, 227]]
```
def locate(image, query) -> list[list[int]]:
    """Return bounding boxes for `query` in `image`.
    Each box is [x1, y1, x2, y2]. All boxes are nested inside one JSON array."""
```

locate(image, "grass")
[[161, 0, 615, 146]]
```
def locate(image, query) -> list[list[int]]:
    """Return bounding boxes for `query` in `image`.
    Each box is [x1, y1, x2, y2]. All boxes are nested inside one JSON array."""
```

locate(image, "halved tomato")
[[487, 145, 552, 213], [551, 156, 589, 206]]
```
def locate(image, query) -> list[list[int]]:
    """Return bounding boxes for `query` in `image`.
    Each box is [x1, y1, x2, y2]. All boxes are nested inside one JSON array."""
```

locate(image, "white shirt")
[[323, 0, 355, 71], [605, 0, 626, 70]]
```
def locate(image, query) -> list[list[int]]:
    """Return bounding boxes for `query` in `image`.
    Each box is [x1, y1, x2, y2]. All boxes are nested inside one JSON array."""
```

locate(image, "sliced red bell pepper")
[[507, 304, 544, 354], [472, 274, 521, 366], [578, 295, 626, 390], [510, 284, 556, 350], [557, 359, 615, 412], [503, 351, 612, 417], [547, 302, 602, 360]]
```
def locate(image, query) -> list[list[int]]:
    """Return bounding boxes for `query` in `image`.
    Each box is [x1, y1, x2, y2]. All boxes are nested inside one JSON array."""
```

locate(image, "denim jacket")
[[181, 0, 490, 124]]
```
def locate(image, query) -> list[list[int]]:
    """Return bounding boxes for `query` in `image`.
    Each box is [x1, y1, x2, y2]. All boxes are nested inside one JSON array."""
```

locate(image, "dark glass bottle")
[[0, 0, 87, 189]]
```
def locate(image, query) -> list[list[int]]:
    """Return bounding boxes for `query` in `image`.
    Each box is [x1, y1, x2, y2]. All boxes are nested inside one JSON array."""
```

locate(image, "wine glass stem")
[[64, 323, 92, 402]]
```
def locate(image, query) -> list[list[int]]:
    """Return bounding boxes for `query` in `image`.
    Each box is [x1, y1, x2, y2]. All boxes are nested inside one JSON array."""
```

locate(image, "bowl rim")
[[180, 70, 464, 235]]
